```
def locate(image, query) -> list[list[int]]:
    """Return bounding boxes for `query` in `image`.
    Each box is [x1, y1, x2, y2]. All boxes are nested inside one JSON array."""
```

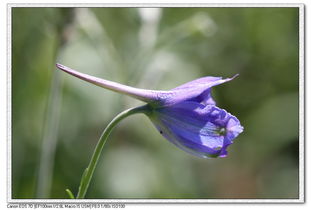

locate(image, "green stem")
[[76, 105, 150, 199], [65, 189, 75, 199]]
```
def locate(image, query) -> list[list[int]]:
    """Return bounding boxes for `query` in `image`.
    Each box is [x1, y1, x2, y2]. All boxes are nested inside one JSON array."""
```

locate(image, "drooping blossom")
[[56, 63, 243, 158]]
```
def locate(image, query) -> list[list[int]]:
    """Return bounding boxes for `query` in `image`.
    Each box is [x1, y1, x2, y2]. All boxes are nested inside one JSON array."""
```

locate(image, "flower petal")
[[161, 75, 239, 106], [148, 101, 243, 158], [191, 89, 216, 105], [172, 76, 224, 90]]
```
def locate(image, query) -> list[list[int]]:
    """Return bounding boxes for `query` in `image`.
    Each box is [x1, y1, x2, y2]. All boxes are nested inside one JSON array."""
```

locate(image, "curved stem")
[[65, 189, 75, 199], [76, 105, 150, 199]]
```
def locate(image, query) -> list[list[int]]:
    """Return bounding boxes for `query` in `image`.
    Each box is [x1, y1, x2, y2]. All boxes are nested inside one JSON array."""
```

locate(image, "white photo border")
[[7, 3, 305, 204]]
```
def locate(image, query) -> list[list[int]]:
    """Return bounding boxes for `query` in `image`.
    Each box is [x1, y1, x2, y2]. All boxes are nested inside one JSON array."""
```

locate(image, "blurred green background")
[[12, 7, 299, 199]]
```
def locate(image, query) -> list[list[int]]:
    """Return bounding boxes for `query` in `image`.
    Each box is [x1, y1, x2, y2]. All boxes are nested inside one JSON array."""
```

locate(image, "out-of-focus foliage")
[[12, 7, 299, 199]]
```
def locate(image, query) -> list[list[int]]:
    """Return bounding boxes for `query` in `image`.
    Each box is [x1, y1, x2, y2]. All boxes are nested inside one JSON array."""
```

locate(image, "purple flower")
[[56, 63, 243, 158]]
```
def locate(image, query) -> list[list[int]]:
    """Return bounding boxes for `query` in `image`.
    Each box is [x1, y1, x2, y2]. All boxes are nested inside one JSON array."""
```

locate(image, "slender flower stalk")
[[57, 63, 243, 198], [75, 105, 149, 199]]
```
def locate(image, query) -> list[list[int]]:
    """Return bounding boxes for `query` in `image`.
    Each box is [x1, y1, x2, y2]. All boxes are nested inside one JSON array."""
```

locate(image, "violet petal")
[[161, 75, 239, 106], [148, 101, 243, 158]]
